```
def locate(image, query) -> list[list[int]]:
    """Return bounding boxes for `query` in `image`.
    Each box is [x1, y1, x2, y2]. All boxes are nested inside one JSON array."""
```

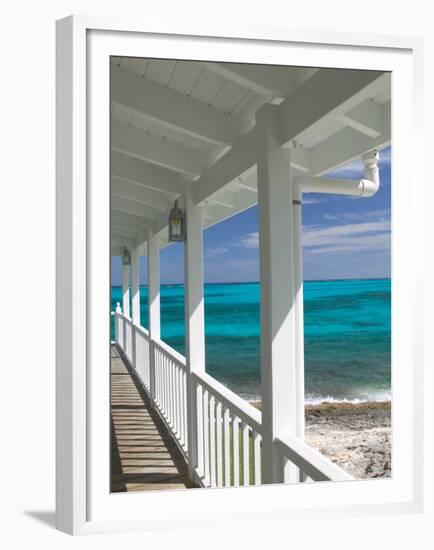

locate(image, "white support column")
[[293, 183, 306, 482], [256, 104, 302, 485], [122, 259, 130, 318], [184, 186, 205, 482], [131, 247, 140, 370], [147, 225, 160, 403], [114, 301, 121, 344], [131, 247, 141, 325]]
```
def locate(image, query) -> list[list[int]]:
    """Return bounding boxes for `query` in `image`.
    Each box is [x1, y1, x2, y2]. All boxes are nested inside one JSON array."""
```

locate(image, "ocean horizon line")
[[111, 276, 391, 288]]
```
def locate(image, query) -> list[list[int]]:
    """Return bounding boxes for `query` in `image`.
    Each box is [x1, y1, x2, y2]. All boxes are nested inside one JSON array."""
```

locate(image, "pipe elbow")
[[359, 178, 379, 197], [360, 150, 380, 197]]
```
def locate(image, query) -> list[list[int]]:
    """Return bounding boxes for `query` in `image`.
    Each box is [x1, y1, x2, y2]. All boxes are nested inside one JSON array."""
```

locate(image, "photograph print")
[[109, 57, 391, 493]]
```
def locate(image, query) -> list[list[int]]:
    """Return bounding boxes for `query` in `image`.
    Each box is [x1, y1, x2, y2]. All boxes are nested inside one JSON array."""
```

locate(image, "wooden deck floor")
[[111, 346, 195, 493]]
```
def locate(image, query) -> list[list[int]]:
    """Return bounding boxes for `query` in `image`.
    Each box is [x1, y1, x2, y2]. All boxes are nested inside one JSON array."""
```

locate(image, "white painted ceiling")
[[110, 57, 391, 253]]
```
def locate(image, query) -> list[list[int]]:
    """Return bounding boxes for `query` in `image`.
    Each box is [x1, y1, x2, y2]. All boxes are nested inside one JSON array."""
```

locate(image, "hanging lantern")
[[168, 200, 185, 242], [122, 247, 131, 266]]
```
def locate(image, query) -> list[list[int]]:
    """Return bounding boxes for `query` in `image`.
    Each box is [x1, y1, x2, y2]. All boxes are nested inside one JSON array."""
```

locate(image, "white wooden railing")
[[134, 324, 151, 391], [193, 371, 262, 487], [153, 337, 188, 454], [113, 308, 353, 487], [275, 432, 353, 482]]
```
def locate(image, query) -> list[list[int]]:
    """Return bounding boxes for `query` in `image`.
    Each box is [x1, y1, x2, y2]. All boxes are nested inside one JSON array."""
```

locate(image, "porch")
[[110, 58, 391, 489]]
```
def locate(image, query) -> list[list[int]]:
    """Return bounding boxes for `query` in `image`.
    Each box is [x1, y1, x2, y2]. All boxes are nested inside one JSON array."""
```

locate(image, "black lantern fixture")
[[168, 200, 185, 242], [122, 247, 131, 266]]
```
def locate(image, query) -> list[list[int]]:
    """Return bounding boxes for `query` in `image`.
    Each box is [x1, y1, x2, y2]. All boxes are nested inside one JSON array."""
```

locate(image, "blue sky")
[[112, 146, 391, 285]]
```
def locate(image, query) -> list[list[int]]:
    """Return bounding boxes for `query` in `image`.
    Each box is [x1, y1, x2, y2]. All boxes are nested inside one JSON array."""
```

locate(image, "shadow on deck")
[[111, 345, 196, 492]]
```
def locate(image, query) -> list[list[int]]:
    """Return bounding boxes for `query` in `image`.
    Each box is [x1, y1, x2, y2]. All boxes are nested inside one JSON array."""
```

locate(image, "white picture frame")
[[56, 15, 425, 535]]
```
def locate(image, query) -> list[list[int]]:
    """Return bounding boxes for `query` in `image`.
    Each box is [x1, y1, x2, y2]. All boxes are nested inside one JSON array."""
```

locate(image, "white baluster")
[[223, 407, 230, 487], [209, 396, 216, 488], [233, 416, 239, 487], [203, 389, 210, 486], [216, 401, 223, 487], [196, 384, 204, 477], [174, 365, 179, 436], [179, 368, 184, 445], [242, 422, 250, 486], [171, 361, 175, 428], [253, 432, 261, 486]]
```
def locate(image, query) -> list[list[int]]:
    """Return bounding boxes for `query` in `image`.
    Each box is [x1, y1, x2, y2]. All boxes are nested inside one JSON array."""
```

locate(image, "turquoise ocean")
[[111, 278, 391, 404]]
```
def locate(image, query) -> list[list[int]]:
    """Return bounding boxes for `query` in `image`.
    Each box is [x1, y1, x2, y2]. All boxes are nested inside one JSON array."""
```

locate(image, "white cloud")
[[206, 246, 231, 258], [239, 232, 259, 249], [205, 232, 259, 258], [323, 208, 390, 223], [303, 220, 390, 255], [379, 148, 391, 164], [206, 215, 391, 261], [303, 196, 327, 205], [326, 160, 364, 179], [307, 233, 390, 255]]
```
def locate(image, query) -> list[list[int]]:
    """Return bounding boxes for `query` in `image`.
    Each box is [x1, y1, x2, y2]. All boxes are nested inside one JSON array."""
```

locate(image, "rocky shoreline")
[[251, 400, 391, 479]]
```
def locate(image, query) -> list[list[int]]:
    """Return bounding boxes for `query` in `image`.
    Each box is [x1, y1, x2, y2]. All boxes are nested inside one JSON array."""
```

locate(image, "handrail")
[[193, 370, 262, 434], [153, 337, 186, 369], [134, 323, 149, 338], [275, 432, 353, 482], [115, 310, 132, 323]]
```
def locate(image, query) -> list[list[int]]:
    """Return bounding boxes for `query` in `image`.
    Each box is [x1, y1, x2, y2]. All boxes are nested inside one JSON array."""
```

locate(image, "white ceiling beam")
[[338, 99, 383, 138], [277, 69, 389, 147], [203, 189, 258, 231], [111, 151, 185, 196], [111, 224, 137, 238], [111, 119, 209, 177], [291, 67, 318, 87], [206, 190, 236, 209], [111, 224, 147, 248], [203, 205, 214, 220], [112, 195, 159, 220], [111, 219, 144, 235], [200, 62, 293, 98], [232, 171, 258, 193], [194, 126, 258, 205], [111, 64, 247, 145], [233, 179, 257, 193], [309, 102, 391, 176], [112, 220, 148, 250], [291, 146, 310, 173], [111, 237, 134, 251], [111, 221, 143, 237], [233, 189, 258, 214], [111, 234, 136, 251], [111, 209, 148, 229], [112, 176, 170, 211]]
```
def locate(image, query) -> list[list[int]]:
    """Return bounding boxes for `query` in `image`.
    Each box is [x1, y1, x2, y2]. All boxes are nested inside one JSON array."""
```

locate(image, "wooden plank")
[[110, 345, 195, 492]]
